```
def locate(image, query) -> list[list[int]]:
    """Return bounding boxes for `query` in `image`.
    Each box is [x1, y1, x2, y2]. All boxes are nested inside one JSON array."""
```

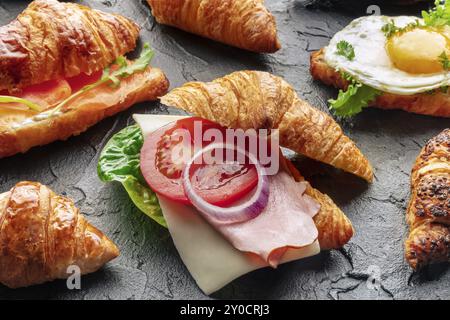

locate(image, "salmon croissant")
[[146, 0, 281, 53], [0, 182, 119, 288], [161, 70, 374, 182], [0, 0, 140, 92], [0, 0, 170, 159], [405, 129, 450, 270]]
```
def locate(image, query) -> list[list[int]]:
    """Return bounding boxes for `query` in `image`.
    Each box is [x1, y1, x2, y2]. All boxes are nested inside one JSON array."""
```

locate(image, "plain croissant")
[[161, 70, 374, 182], [146, 0, 281, 53], [405, 129, 450, 270], [0, 0, 140, 92], [0, 182, 119, 288]]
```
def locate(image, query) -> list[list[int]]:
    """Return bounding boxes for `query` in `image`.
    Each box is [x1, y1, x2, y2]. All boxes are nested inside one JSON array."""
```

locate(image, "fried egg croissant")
[[405, 129, 450, 270], [161, 70, 374, 182], [146, 0, 281, 53], [0, 182, 119, 289]]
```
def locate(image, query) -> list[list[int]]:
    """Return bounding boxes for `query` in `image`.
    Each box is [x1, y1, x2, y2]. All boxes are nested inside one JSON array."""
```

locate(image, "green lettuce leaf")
[[98, 125, 166, 227], [329, 82, 380, 117]]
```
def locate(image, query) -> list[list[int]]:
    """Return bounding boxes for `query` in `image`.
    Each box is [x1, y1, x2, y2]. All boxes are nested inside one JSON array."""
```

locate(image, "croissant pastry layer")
[[0, 182, 119, 289], [0, 0, 140, 92], [405, 129, 450, 269], [147, 0, 281, 53], [161, 70, 374, 182]]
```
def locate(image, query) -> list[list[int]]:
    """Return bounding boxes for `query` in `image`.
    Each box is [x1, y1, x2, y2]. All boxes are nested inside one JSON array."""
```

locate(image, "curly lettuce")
[[98, 125, 166, 227], [328, 76, 380, 117]]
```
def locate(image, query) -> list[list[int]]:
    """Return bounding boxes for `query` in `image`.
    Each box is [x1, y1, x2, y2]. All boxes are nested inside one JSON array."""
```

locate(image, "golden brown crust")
[[310, 49, 450, 118], [0, 66, 170, 159], [405, 129, 450, 270], [284, 159, 354, 250], [161, 70, 373, 182], [0, 181, 119, 288], [0, 0, 140, 92], [146, 0, 280, 53]]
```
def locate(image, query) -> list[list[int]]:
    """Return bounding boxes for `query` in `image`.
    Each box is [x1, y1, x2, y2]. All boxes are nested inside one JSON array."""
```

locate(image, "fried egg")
[[324, 16, 450, 95]]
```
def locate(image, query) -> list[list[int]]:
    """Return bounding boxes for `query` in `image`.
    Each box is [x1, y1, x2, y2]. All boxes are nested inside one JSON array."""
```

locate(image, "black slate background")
[[0, 0, 449, 300]]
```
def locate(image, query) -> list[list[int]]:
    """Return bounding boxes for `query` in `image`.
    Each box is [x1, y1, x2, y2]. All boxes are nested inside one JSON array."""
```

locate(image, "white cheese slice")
[[133, 113, 321, 295], [133, 114, 188, 138]]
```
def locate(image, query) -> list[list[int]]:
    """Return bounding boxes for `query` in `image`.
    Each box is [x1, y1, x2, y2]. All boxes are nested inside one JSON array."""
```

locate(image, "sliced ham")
[[201, 170, 320, 267]]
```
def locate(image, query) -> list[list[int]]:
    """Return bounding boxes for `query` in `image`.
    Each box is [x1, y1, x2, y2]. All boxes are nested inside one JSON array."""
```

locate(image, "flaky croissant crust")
[[0, 0, 140, 92], [161, 70, 373, 182], [147, 0, 280, 53], [405, 129, 450, 270], [0, 182, 119, 288]]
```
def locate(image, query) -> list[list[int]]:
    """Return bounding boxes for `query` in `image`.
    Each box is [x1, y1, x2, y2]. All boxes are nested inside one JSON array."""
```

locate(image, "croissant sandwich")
[[405, 129, 450, 270], [146, 0, 281, 53], [161, 70, 374, 182], [0, 0, 169, 159], [310, 1, 450, 118], [0, 181, 119, 289], [97, 71, 368, 294]]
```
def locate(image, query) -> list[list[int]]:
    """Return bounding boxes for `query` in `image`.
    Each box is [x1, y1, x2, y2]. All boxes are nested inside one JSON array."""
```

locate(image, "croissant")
[[283, 158, 354, 249], [0, 181, 119, 289], [311, 49, 450, 118], [146, 0, 281, 53], [161, 70, 374, 182], [405, 129, 450, 270], [0, 0, 140, 92]]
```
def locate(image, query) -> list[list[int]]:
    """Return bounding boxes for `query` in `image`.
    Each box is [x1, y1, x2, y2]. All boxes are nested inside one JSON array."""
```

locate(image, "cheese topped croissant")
[[405, 129, 450, 270], [0, 182, 119, 289]]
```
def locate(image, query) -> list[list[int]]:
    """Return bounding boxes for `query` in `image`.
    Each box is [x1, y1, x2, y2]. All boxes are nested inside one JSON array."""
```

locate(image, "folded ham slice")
[[201, 170, 320, 267]]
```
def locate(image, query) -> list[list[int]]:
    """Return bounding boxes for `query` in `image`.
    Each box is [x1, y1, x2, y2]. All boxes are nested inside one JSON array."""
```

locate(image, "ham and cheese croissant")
[[146, 0, 281, 53], [0, 0, 140, 92], [0, 182, 119, 288], [161, 70, 374, 182], [405, 129, 450, 270], [0, 0, 170, 159]]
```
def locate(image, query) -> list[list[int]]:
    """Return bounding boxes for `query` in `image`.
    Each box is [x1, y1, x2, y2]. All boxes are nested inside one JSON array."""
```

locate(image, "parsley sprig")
[[439, 51, 450, 70], [336, 40, 355, 61], [381, 19, 421, 39], [382, 0, 450, 38], [422, 0, 450, 27]]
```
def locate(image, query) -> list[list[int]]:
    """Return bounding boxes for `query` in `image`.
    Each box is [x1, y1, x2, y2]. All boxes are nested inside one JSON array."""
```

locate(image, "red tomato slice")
[[140, 117, 258, 206], [66, 70, 102, 92]]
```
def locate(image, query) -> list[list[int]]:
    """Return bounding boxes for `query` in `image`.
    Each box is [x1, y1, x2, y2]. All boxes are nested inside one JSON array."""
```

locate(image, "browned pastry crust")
[[405, 129, 450, 269], [0, 181, 119, 288], [310, 49, 450, 118], [161, 70, 374, 182], [284, 158, 354, 250], [0, 66, 170, 159], [0, 0, 140, 92], [146, 0, 280, 53]]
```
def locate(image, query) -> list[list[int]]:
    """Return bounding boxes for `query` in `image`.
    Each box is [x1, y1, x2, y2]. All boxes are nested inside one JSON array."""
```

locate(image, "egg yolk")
[[387, 28, 449, 74]]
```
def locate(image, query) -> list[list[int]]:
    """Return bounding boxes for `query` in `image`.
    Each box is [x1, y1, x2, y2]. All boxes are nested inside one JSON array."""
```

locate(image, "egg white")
[[324, 15, 450, 95]]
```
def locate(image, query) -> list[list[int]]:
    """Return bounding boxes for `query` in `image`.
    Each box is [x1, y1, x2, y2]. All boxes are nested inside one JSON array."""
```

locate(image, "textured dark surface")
[[0, 0, 449, 300]]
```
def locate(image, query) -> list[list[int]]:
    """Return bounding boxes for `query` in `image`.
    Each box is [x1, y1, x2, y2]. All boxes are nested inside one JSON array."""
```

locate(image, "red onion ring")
[[182, 143, 269, 224]]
